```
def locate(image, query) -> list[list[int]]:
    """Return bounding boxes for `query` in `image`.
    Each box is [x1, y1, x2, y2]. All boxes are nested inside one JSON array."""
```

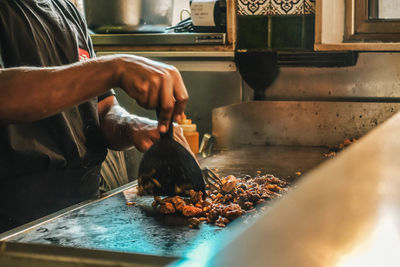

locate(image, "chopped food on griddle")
[[324, 137, 358, 158], [151, 173, 288, 228]]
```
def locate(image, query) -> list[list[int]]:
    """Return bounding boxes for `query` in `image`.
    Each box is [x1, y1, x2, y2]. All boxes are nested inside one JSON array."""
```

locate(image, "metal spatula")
[[138, 117, 205, 196]]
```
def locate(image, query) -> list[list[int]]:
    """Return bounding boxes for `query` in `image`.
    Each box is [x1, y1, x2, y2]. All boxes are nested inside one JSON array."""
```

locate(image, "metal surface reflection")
[[338, 205, 400, 267], [192, 112, 400, 267]]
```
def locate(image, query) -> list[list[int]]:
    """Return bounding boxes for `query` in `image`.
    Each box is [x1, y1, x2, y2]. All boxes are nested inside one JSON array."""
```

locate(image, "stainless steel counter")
[[175, 110, 400, 267]]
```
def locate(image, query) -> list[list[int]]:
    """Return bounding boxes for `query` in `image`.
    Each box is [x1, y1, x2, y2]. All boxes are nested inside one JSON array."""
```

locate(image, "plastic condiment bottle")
[[178, 114, 199, 154]]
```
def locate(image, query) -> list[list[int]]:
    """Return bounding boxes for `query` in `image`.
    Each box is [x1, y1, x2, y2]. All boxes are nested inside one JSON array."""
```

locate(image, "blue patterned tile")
[[238, 0, 272, 15]]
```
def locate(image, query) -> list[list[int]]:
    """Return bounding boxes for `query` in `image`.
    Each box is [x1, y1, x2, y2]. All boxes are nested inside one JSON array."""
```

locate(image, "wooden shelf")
[[94, 0, 237, 53], [315, 43, 400, 51], [93, 44, 235, 53]]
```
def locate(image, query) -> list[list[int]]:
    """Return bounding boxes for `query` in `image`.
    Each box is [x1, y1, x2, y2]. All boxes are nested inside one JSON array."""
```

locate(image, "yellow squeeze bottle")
[[178, 114, 199, 155]]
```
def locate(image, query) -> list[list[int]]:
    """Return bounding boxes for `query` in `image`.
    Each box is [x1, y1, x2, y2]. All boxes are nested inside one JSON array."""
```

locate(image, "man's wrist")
[[97, 55, 125, 89]]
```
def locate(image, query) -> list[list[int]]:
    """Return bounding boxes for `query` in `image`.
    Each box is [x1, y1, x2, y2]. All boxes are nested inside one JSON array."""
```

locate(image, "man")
[[0, 0, 189, 233]]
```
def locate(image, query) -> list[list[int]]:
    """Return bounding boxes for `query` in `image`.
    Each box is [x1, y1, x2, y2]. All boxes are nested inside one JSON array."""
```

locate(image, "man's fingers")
[[172, 72, 188, 121], [117, 55, 188, 132], [137, 138, 154, 152], [158, 75, 174, 133]]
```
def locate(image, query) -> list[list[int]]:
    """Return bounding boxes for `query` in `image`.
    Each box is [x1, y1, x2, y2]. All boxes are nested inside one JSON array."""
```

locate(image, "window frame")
[[315, 0, 400, 51], [345, 0, 400, 42]]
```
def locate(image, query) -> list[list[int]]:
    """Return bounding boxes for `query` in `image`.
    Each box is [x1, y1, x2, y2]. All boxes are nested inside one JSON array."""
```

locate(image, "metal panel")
[[212, 101, 400, 149], [246, 53, 400, 99]]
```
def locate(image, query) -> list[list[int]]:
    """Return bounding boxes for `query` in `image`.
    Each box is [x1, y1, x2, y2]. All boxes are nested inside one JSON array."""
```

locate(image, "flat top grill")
[[200, 145, 328, 181], [3, 145, 328, 258]]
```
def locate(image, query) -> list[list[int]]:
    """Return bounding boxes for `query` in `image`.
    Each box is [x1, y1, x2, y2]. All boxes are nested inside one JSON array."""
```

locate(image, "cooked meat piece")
[[254, 177, 268, 185], [189, 189, 203, 204], [243, 201, 254, 210], [206, 208, 219, 223], [221, 175, 238, 193], [266, 176, 287, 187], [170, 196, 186, 212], [266, 184, 282, 192], [159, 202, 175, 214], [256, 199, 265, 205], [188, 217, 201, 229], [216, 216, 230, 225], [182, 205, 203, 217], [260, 190, 273, 200], [221, 204, 244, 220], [222, 193, 233, 203], [237, 183, 247, 190], [324, 138, 357, 157], [250, 192, 262, 203], [203, 197, 213, 207], [210, 193, 223, 202]]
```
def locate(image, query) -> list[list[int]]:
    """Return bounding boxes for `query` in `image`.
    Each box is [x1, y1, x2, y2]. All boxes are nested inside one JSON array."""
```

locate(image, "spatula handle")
[[156, 108, 174, 139]]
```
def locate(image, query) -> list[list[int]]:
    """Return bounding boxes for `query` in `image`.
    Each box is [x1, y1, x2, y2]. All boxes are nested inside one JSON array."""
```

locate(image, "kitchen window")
[[346, 0, 400, 41], [315, 0, 400, 50]]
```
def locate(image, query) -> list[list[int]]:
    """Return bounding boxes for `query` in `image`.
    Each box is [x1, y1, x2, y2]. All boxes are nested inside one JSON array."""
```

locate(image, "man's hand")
[[125, 119, 195, 154], [113, 55, 188, 133], [99, 96, 158, 151], [99, 95, 196, 155], [126, 116, 159, 152]]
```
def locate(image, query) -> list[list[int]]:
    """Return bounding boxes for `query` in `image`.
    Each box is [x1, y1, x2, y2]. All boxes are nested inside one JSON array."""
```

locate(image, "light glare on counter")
[[339, 209, 400, 267]]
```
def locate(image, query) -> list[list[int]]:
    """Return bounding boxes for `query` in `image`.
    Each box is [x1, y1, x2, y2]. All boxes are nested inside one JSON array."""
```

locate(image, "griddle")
[[1, 145, 328, 259]]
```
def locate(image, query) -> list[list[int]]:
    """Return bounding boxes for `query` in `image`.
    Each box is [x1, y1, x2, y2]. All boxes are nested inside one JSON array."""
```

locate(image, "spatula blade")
[[138, 131, 205, 196]]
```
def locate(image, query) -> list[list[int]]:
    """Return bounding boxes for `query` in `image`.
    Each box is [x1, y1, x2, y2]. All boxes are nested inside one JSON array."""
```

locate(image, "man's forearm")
[[0, 56, 119, 124], [0, 53, 189, 132]]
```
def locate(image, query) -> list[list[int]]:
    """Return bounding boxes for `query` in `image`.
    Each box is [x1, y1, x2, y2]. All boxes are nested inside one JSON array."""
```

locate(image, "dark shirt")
[[0, 0, 112, 232]]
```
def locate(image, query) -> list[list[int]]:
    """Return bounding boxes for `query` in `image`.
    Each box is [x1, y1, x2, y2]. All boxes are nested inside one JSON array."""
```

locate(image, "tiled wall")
[[237, 0, 315, 15], [236, 0, 316, 50]]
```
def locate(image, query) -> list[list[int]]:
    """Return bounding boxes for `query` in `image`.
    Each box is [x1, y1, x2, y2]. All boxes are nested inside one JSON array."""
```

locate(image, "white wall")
[[172, 0, 191, 25], [379, 0, 400, 19]]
